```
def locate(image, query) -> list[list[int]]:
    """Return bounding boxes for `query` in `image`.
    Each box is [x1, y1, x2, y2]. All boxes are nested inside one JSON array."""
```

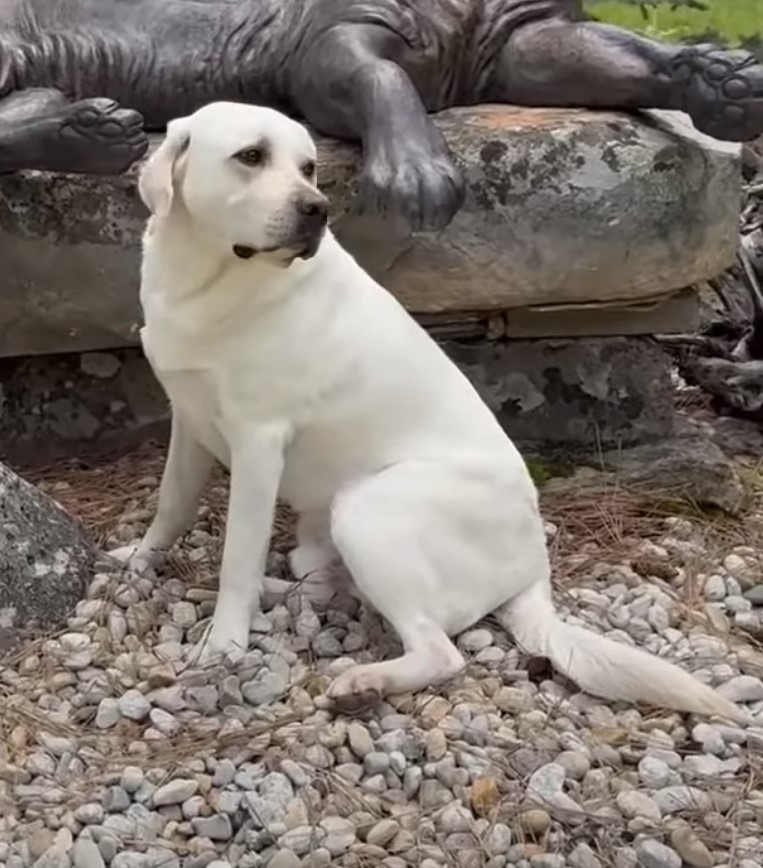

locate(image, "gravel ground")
[[2, 445, 763, 868]]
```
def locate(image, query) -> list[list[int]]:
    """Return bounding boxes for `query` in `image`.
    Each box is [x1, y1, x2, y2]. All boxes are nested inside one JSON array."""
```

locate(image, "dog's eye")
[[301, 160, 316, 178], [235, 147, 264, 167]]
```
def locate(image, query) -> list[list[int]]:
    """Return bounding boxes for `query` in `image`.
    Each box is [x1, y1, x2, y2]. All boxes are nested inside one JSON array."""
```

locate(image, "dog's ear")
[[138, 117, 191, 218]]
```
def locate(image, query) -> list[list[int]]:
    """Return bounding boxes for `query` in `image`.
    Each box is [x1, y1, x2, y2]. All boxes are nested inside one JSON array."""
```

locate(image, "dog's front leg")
[[193, 425, 286, 666], [109, 411, 214, 574]]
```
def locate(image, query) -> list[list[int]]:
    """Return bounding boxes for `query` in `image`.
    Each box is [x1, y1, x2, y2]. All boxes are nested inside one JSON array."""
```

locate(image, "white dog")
[[112, 101, 742, 721]]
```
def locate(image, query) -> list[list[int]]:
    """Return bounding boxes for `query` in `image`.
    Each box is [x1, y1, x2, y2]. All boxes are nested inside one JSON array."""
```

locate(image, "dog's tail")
[[495, 582, 746, 723]]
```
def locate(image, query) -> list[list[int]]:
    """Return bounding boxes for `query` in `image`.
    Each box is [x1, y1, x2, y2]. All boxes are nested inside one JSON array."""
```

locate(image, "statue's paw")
[[360, 142, 464, 232], [60, 98, 149, 173], [670, 45, 763, 142]]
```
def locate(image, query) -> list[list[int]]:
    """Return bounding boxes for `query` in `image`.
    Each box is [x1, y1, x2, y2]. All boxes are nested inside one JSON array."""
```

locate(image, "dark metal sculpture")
[[0, 0, 761, 229]]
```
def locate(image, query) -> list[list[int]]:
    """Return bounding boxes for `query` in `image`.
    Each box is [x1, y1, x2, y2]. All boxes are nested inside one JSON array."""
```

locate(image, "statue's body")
[[0, 0, 761, 228]]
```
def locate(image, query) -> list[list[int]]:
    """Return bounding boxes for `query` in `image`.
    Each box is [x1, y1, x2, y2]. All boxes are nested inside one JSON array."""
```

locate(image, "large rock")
[[0, 337, 673, 463], [447, 335, 674, 449], [0, 462, 94, 647], [0, 106, 739, 357], [542, 425, 745, 515]]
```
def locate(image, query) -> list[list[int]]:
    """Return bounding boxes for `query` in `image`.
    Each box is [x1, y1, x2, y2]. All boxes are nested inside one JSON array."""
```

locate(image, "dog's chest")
[[141, 325, 233, 460]]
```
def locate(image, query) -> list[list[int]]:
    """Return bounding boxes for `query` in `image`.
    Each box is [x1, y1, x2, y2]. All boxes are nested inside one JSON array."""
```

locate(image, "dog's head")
[[138, 102, 329, 265]]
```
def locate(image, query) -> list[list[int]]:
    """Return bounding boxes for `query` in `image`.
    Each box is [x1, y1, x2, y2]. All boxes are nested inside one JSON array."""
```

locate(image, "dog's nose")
[[296, 197, 329, 227]]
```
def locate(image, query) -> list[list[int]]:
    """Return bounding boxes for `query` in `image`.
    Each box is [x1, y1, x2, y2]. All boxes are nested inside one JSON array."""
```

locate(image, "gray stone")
[[241, 671, 288, 706], [117, 689, 151, 721], [32, 847, 72, 868], [600, 432, 744, 513], [545, 426, 744, 511], [635, 840, 681, 868], [447, 336, 675, 449], [637, 757, 670, 790], [569, 843, 602, 868], [72, 839, 105, 868], [152, 778, 199, 807], [103, 786, 131, 813], [0, 461, 94, 647], [191, 815, 233, 841], [278, 826, 326, 857], [484, 823, 513, 856], [0, 350, 168, 464], [319, 816, 356, 856], [744, 585, 763, 606], [366, 820, 401, 849], [718, 675, 763, 703], [653, 786, 712, 815], [74, 804, 105, 825], [457, 628, 494, 652], [526, 763, 569, 805], [120, 766, 145, 794], [347, 722, 375, 759], [267, 853, 301, 868], [669, 827, 714, 868], [615, 790, 662, 823]]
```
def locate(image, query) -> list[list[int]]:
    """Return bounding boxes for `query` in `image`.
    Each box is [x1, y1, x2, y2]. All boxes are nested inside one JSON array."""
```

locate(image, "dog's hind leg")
[[325, 468, 467, 702], [289, 509, 347, 609]]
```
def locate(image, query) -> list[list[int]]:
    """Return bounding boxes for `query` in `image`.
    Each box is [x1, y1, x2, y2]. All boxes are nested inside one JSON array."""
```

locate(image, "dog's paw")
[[326, 664, 388, 712], [106, 543, 159, 577], [189, 620, 249, 668]]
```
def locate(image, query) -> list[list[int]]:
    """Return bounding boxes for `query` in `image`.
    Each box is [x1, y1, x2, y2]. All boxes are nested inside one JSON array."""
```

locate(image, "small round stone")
[[635, 839, 681, 868], [117, 689, 151, 721]]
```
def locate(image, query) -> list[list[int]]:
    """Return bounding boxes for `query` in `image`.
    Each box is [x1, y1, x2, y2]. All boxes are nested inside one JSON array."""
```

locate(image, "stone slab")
[[0, 336, 673, 465], [0, 106, 740, 357], [503, 287, 699, 339]]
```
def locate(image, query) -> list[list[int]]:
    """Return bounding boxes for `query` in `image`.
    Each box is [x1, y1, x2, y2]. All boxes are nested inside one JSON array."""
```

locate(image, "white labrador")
[[113, 101, 742, 720]]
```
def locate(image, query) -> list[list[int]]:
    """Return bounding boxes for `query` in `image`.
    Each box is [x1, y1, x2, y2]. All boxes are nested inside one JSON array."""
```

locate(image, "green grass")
[[585, 0, 762, 51]]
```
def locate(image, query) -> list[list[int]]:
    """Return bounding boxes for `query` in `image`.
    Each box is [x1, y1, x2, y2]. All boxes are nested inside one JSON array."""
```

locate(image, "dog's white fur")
[[113, 101, 742, 720]]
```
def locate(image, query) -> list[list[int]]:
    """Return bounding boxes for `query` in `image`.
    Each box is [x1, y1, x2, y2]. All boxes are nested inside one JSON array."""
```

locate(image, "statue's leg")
[[289, 25, 464, 231], [0, 88, 147, 174], [491, 19, 763, 142]]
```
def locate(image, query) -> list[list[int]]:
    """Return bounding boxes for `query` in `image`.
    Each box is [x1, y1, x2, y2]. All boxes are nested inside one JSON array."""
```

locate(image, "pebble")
[[120, 766, 145, 794], [635, 840, 681, 868], [320, 816, 356, 855], [31, 847, 72, 868], [653, 786, 712, 815], [457, 628, 493, 651], [744, 584, 763, 605], [670, 827, 714, 868], [191, 814, 233, 841], [72, 839, 105, 868], [615, 790, 661, 823], [152, 778, 199, 807], [103, 786, 131, 812], [348, 722, 375, 758], [718, 675, 763, 703], [267, 852, 301, 868], [638, 756, 670, 789], [117, 689, 151, 721], [95, 698, 121, 729], [3, 489, 762, 868], [520, 809, 552, 836], [366, 819, 401, 848]]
